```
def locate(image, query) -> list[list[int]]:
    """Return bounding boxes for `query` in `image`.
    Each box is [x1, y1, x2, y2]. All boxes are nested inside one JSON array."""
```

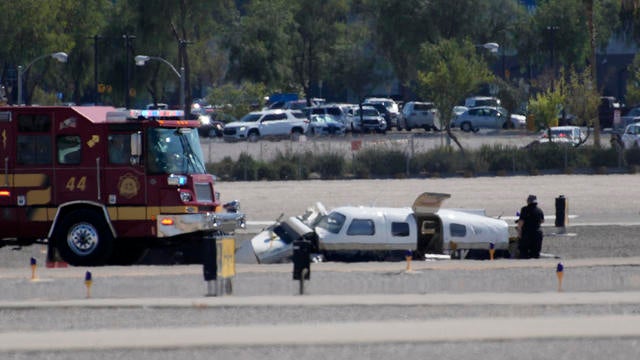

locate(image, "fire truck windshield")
[[147, 128, 206, 174]]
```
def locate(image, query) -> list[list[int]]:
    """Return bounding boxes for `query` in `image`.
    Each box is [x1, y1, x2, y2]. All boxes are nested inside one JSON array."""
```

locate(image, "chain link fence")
[[203, 133, 638, 181]]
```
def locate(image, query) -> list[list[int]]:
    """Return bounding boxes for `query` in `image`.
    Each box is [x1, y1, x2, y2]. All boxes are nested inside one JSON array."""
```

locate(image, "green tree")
[[416, 39, 494, 152], [0, 0, 79, 104], [565, 67, 599, 145], [625, 53, 640, 106], [516, 0, 619, 77], [63, 0, 113, 105], [368, 0, 525, 100], [290, 0, 349, 105], [366, 0, 431, 100], [225, 0, 295, 89], [103, 0, 230, 110], [207, 81, 266, 119], [528, 78, 565, 131], [329, 17, 382, 102]]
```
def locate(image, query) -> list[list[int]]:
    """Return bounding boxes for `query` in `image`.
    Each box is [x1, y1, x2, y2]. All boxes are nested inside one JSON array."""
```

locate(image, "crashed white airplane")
[[246, 192, 512, 263]]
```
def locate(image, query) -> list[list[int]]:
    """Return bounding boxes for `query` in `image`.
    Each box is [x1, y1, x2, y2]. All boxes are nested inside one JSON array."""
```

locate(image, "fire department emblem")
[[117, 173, 140, 199]]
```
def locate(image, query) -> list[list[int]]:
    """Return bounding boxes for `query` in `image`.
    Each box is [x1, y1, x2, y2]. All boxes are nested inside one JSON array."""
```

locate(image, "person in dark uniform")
[[517, 194, 545, 259]]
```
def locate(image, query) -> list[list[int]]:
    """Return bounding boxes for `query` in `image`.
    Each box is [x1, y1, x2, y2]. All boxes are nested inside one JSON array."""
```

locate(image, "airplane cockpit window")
[[450, 223, 467, 237], [316, 212, 346, 234], [391, 222, 410, 237], [347, 219, 375, 236]]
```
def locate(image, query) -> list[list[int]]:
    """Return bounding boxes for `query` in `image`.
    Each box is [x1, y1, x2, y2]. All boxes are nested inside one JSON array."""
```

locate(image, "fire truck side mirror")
[[130, 132, 142, 165]]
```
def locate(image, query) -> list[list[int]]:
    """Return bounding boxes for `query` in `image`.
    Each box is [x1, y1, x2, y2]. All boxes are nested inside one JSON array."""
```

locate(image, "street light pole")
[[134, 55, 185, 112], [179, 66, 185, 111], [17, 52, 68, 105]]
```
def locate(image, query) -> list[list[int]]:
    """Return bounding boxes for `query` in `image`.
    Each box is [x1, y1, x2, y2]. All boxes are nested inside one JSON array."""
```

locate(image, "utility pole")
[[585, 0, 600, 147], [88, 35, 102, 105], [177, 38, 192, 116], [123, 34, 136, 109]]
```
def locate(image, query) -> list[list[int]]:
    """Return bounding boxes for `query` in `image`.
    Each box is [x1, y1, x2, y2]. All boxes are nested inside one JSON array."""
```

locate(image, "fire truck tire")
[[55, 210, 114, 266]]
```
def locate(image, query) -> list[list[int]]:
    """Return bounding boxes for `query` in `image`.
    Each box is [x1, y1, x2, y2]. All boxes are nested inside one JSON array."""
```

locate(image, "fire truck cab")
[[0, 106, 244, 265]]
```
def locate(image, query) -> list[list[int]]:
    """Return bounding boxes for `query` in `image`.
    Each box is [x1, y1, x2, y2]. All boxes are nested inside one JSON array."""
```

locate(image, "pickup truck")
[[222, 109, 309, 142]]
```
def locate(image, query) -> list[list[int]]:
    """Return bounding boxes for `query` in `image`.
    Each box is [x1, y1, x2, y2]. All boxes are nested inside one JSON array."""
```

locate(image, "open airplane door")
[[412, 193, 450, 257], [411, 192, 451, 215]]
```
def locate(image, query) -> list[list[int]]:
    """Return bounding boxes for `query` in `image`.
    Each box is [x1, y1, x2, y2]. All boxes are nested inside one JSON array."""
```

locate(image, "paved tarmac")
[[2, 174, 640, 359], [213, 174, 640, 226]]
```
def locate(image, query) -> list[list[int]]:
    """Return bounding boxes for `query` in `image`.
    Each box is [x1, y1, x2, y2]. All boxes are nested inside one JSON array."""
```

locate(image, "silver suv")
[[222, 109, 308, 142], [399, 101, 440, 131], [363, 97, 400, 129], [355, 106, 387, 133]]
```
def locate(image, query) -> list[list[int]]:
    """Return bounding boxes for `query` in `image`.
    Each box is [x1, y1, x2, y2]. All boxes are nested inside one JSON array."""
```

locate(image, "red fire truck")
[[0, 106, 244, 266]]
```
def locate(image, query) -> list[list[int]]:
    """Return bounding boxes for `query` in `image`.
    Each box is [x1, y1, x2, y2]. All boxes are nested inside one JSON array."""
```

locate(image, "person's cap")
[[527, 194, 537, 204]]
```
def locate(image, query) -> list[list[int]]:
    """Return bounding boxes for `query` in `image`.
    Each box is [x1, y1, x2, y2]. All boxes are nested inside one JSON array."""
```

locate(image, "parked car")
[[399, 101, 440, 131], [222, 109, 308, 142], [363, 97, 400, 129], [354, 106, 387, 133], [452, 106, 525, 132], [306, 114, 346, 136], [621, 122, 640, 148], [535, 126, 585, 147], [197, 115, 225, 138], [452, 106, 509, 132], [503, 108, 527, 129], [598, 96, 622, 129], [464, 96, 500, 108], [619, 106, 640, 129], [308, 103, 358, 132], [146, 103, 169, 110], [198, 112, 237, 138]]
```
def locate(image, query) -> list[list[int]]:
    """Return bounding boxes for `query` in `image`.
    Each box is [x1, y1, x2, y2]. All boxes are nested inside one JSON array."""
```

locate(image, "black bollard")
[[202, 235, 217, 296], [292, 239, 311, 295], [555, 195, 567, 228]]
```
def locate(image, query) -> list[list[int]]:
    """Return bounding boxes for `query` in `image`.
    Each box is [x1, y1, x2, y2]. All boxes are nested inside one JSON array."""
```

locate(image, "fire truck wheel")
[[55, 210, 114, 266]]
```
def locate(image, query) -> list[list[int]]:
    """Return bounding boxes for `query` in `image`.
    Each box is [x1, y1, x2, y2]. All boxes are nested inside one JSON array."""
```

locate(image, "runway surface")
[[2, 174, 640, 359]]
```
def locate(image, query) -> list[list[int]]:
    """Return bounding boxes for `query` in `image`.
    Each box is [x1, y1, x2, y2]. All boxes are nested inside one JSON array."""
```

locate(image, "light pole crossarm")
[[18, 52, 68, 105], [135, 55, 185, 110], [136, 55, 181, 78]]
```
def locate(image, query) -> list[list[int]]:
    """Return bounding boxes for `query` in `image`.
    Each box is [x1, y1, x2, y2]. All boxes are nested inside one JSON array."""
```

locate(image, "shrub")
[[311, 151, 345, 179], [229, 153, 258, 180], [206, 141, 630, 181], [589, 147, 619, 168], [478, 144, 517, 173], [625, 147, 640, 166], [354, 148, 406, 177]]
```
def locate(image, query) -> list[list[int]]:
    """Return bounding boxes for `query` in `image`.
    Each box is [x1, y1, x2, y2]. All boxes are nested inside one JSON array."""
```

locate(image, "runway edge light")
[[85, 271, 93, 298], [30, 257, 37, 281], [556, 263, 564, 292]]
